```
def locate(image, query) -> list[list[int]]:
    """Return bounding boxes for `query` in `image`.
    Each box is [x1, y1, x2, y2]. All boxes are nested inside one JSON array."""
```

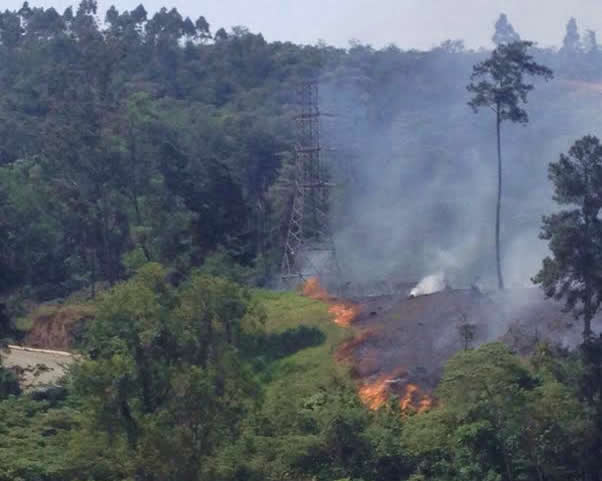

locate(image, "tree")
[[71, 263, 262, 479], [467, 41, 552, 289], [403, 343, 587, 481], [492, 13, 520, 46], [534, 135, 602, 341], [562, 18, 581, 53], [584, 30, 598, 54]]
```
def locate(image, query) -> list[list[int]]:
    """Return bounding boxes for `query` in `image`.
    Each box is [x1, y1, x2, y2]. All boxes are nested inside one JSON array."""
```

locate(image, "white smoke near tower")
[[409, 272, 447, 298]]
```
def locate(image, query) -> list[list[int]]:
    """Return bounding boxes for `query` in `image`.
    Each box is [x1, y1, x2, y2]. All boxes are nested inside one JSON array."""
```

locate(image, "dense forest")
[[3, 2, 602, 481]]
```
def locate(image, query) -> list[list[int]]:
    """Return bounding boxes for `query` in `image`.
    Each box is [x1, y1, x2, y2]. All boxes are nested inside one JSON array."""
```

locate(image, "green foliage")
[[468, 41, 553, 124], [404, 343, 589, 481], [0, 365, 20, 399], [69, 263, 262, 479], [534, 135, 602, 339], [0, 286, 599, 481], [0, 2, 316, 298], [199, 247, 257, 285], [0, 4, 601, 481], [0, 397, 76, 481]]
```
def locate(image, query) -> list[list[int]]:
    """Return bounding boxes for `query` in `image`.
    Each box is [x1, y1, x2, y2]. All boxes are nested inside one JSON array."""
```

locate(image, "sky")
[[7, 0, 602, 50]]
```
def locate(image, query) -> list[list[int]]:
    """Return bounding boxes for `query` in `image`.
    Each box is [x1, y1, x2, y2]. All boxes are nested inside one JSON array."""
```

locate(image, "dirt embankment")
[[2, 302, 92, 389], [22, 303, 95, 350]]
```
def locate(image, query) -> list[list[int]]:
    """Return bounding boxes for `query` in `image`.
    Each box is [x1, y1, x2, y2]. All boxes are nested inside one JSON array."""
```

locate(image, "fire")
[[418, 396, 433, 413], [302, 277, 360, 327], [335, 329, 375, 362], [399, 383, 433, 414], [301, 277, 433, 414], [358, 375, 390, 410], [302, 277, 330, 301], [400, 384, 418, 411], [328, 303, 361, 327], [359, 376, 433, 414]]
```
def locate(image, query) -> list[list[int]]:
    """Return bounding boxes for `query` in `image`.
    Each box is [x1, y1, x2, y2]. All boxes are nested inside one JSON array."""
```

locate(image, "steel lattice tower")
[[280, 80, 340, 288]]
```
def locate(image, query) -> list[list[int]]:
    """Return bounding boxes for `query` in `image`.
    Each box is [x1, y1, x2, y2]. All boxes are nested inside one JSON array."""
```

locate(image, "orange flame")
[[399, 383, 433, 414], [328, 303, 361, 327], [400, 384, 418, 411], [417, 396, 433, 413], [302, 277, 360, 327], [301, 277, 433, 414], [359, 377, 433, 414], [358, 375, 391, 410], [302, 277, 330, 301]]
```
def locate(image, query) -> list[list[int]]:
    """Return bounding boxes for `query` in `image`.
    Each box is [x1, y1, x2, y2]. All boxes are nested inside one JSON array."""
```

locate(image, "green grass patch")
[[252, 289, 353, 404]]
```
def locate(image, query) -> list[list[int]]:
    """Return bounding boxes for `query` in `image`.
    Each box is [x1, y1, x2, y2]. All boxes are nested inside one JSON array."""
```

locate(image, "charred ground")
[[338, 284, 602, 406]]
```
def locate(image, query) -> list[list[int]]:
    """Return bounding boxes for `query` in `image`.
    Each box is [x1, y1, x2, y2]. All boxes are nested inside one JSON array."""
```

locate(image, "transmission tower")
[[280, 80, 341, 289]]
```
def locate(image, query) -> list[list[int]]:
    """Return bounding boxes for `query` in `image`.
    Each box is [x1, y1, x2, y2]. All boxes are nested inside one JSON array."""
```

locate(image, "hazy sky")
[[8, 0, 602, 50]]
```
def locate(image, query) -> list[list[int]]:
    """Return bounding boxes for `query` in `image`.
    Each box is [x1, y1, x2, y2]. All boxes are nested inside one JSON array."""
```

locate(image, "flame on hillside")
[[400, 383, 433, 413], [359, 374, 433, 413], [358, 374, 391, 409], [302, 277, 330, 301], [336, 329, 376, 362], [302, 277, 360, 327], [328, 303, 360, 327], [301, 277, 432, 415]]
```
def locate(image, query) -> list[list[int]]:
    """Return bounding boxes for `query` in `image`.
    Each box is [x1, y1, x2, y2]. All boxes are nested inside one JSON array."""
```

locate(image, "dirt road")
[[1, 345, 73, 389]]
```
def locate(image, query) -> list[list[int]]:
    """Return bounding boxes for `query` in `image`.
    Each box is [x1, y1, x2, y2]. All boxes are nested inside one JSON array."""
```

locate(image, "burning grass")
[[301, 277, 433, 415], [302, 277, 361, 327], [302, 277, 331, 301], [358, 370, 434, 413], [335, 329, 376, 362], [400, 383, 433, 413], [358, 373, 393, 410], [328, 303, 361, 327]]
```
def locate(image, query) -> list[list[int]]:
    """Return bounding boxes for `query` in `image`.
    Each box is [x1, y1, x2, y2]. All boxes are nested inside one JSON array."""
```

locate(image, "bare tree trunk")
[[496, 109, 505, 290]]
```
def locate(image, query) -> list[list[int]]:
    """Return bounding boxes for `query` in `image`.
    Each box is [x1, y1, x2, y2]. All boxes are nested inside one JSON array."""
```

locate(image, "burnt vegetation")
[[2, 4, 602, 481]]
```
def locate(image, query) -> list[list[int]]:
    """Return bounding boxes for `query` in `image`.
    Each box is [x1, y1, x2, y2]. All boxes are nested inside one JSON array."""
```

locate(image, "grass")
[[14, 287, 352, 398], [0, 288, 355, 480], [252, 289, 353, 406]]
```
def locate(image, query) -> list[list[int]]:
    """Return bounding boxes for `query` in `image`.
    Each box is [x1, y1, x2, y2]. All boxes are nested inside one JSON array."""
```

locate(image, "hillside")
[[1, 3, 602, 481]]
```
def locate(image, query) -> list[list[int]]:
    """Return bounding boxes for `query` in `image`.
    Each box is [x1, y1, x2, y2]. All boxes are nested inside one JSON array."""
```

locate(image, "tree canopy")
[[535, 135, 602, 339]]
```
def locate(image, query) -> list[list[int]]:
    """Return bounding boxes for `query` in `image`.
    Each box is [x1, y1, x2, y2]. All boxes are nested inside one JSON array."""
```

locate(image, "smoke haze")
[[321, 46, 602, 290]]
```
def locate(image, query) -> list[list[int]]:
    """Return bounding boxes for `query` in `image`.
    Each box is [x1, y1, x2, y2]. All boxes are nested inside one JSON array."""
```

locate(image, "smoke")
[[320, 46, 602, 291], [409, 272, 446, 297]]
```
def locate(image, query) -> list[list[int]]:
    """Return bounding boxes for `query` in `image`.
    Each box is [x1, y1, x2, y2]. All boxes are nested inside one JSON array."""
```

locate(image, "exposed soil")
[[24, 303, 94, 349], [2, 345, 73, 390]]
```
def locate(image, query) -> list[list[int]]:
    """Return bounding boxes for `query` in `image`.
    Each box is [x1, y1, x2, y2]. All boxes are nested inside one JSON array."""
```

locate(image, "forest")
[[2, 2, 602, 480]]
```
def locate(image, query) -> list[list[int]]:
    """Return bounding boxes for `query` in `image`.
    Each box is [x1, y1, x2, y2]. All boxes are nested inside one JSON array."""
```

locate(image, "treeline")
[[0, 0, 325, 299], [2, 3, 602, 299]]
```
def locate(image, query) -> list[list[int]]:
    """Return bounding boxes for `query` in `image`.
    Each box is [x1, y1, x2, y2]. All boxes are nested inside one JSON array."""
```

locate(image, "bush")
[[0, 366, 20, 399]]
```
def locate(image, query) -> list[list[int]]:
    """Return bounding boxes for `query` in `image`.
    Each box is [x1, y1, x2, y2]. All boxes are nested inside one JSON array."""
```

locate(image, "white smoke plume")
[[409, 272, 447, 298], [320, 47, 602, 291]]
